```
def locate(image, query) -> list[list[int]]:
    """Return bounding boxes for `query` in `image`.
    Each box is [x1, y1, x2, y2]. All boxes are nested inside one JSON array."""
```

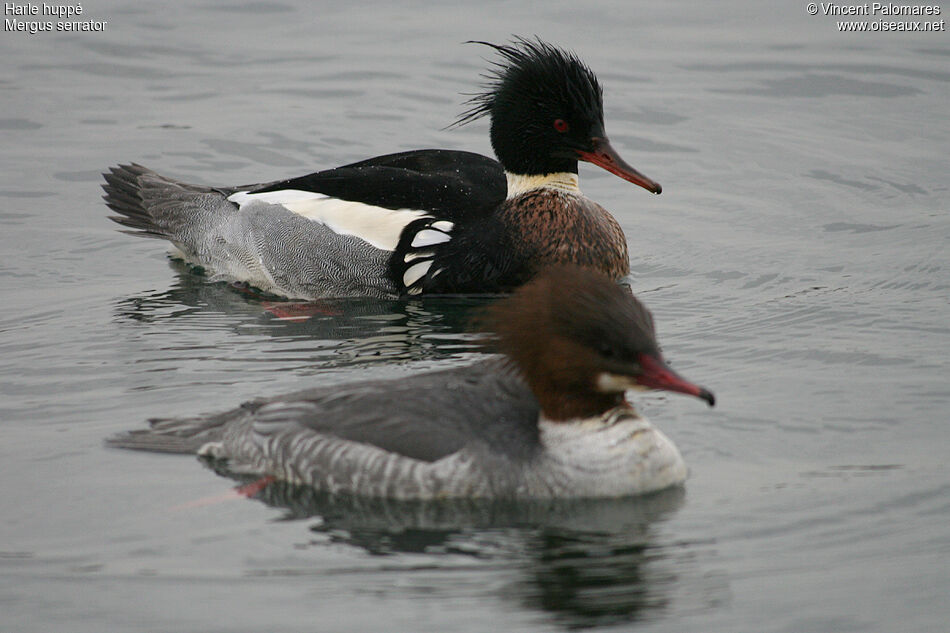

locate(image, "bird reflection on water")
[[218, 466, 689, 630], [113, 259, 496, 367]]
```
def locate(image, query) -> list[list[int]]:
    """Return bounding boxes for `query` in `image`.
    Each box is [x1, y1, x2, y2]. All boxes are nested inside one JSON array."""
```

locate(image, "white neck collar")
[[505, 172, 581, 199]]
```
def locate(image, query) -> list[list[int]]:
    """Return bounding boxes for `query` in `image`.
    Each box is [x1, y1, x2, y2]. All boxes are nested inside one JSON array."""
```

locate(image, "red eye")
[[553, 119, 569, 133]]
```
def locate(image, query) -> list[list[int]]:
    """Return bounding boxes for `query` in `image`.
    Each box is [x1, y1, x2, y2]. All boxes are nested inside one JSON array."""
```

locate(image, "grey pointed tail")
[[102, 163, 228, 241], [105, 409, 241, 454]]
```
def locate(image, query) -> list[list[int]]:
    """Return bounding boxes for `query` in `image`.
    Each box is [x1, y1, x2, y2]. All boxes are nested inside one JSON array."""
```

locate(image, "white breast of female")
[[532, 409, 687, 497]]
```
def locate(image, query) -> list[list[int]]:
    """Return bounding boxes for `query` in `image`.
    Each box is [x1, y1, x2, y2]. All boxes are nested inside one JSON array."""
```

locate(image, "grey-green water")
[[2, 2, 948, 631]]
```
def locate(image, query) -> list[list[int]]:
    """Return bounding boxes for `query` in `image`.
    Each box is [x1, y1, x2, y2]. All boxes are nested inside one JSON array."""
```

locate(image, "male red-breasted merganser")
[[107, 267, 714, 499], [102, 38, 661, 299]]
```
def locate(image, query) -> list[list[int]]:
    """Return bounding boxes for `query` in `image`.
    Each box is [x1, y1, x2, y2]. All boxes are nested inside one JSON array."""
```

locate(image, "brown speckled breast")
[[499, 189, 630, 279]]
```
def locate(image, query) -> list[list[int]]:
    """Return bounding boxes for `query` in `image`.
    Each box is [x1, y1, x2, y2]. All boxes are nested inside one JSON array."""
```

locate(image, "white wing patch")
[[403, 260, 433, 288], [398, 219, 456, 294], [227, 189, 429, 252], [404, 249, 435, 263], [411, 229, 452, 248]]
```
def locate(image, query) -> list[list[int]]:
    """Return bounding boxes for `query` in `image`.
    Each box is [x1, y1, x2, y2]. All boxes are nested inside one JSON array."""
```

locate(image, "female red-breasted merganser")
[[102, 38, 661, 299], [107, 267, 714, 499]]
